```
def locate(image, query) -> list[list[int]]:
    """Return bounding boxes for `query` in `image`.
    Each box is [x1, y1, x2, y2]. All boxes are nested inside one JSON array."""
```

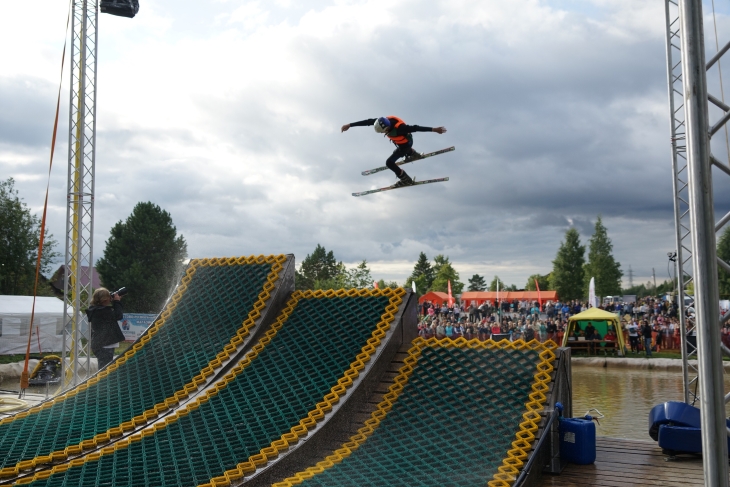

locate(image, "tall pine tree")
[[549, 228, 586, 301], [467, 274, 487, 291], [405, 252, 435, 293], [584, 216, 622, 297], [296, 244, 343, 290], [96, 202, 188, 313]]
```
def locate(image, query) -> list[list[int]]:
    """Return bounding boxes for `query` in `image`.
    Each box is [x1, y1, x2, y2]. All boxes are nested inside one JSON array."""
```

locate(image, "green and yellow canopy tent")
[[563, 307, 627, 355]]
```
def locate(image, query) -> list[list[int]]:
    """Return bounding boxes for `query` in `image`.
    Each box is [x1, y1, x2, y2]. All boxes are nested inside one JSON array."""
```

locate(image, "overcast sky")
[[3, 0, 730, 290]]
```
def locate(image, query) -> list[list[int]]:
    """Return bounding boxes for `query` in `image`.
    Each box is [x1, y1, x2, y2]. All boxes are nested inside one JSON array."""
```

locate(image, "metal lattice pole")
[[61, 0, 98, 390], [668, 0, 730, 483], [665, 0, 698, 405]]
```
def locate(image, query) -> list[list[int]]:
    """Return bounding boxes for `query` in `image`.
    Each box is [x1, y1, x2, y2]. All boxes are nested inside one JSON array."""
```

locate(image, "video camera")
[[111, 287, 128, 298]]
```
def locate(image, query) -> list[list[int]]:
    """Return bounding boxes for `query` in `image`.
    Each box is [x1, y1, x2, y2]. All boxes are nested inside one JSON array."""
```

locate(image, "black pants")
[[94, 347, 114, 370], [386, 141, 414, 176]]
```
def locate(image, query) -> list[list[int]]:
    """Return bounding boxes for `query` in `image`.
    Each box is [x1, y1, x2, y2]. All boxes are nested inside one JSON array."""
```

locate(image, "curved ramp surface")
[[16, 289, 405, 487], [0, 255, 289, 479], [274, 338, 556, 487]]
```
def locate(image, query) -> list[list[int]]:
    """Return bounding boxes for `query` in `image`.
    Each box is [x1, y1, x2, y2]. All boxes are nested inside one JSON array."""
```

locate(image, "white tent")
[[0, 296, 65, 354]]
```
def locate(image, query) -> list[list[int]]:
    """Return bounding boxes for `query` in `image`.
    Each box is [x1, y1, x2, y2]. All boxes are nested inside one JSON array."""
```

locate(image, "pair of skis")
[[352, 146, 454, 197]]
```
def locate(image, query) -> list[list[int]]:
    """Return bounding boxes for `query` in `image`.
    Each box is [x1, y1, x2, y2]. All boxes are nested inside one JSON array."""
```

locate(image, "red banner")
[[447, 280, 454, 307]]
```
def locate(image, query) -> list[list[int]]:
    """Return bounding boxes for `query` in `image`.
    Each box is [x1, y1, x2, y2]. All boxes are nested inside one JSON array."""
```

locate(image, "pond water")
[[572, 365, 730, 440]]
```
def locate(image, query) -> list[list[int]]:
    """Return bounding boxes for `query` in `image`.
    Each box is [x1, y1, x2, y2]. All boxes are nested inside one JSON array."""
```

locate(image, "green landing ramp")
[[274, 339, 557, 487], [0, 255, 291, 479], [17, 288, 407, 487]]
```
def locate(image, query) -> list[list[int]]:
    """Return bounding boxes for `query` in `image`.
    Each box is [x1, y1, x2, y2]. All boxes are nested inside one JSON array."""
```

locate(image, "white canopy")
[[0, 296, 65, 354]]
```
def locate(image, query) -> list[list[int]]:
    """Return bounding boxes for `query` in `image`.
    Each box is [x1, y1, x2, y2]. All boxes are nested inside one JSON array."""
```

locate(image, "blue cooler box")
[[560, 417, 596, 464]]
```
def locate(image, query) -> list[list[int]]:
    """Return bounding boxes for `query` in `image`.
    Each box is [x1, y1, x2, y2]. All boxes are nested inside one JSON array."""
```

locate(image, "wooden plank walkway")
[[540, 437, 706, 486]]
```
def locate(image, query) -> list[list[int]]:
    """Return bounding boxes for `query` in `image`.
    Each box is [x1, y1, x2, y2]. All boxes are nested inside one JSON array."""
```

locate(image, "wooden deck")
[[540, 436, 706, 486]]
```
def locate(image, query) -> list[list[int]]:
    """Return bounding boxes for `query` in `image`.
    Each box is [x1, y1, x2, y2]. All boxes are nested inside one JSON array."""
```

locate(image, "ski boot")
[[404, 150, 424, 163], [394, 171, 415, 188]]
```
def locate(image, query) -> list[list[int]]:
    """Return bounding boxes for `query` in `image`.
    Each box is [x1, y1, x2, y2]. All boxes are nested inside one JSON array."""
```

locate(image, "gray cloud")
[[2, 0, 724, 288]]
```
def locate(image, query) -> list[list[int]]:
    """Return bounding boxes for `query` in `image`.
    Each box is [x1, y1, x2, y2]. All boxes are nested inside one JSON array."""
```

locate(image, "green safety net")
[[0, 263, 272, 470], [297, 346, 541, 487], [25, 294, 392, 487]]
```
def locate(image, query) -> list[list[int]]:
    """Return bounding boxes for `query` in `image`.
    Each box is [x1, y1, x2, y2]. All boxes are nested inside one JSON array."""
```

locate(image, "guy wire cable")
[[20, 0, 73, 399]]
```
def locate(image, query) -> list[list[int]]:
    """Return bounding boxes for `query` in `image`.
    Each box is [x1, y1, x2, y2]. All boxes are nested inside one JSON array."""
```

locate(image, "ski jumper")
[[348, 116, 435, 176]]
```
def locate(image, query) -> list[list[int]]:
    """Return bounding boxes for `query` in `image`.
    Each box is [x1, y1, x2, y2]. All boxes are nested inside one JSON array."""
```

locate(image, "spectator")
[[627, 320, 639, 353], [641, 320, 653, 357], [584, 322, 596, 340]]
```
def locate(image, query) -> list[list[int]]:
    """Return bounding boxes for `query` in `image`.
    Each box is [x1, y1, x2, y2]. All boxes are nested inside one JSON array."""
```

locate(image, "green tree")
[[584, 216, 623, 297], [376, 279, 400, 289], [489, 275, 505, 292], [430, 255, 464, 294], [296, 244, 343, 290], [96, 202, 188, 313], [345, 260, 373, 288], [719, 226, 730, 298], [525, 273, 551, 291], [549, 228, 586, 301], [0, 178, 60, 295], [467, 274, 487, 291], [405, 252, 435, 293]]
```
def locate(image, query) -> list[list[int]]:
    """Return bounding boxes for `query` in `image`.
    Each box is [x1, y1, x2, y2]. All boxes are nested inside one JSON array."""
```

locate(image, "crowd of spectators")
[[417, 296, 696, 355], [417, 299, 571, 344]]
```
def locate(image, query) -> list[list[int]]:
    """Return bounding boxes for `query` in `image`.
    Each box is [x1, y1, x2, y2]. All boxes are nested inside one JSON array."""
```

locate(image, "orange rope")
[[20, 4, 72, 394]]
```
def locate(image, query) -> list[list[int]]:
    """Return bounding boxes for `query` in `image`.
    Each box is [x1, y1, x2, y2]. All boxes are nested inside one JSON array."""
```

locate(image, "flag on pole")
[[589, 277, 596, 308], [412, 281, 417, 293], [447, 280, 454, 307], [534, 278, 542, 311], [373, 281, 378, 289]]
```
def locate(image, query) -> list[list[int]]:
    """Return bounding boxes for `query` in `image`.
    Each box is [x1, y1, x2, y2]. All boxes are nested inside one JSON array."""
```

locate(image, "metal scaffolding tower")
[[61, 0, 98, 390], [665, 0, 730, 484]]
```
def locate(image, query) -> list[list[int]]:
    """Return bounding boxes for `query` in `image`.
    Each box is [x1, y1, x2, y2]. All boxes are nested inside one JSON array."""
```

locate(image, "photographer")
[[86, 287, 126, 370]]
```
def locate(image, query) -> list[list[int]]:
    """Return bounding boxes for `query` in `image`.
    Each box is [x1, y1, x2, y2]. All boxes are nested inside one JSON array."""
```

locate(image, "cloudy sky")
[[3, 0, 730, 289]]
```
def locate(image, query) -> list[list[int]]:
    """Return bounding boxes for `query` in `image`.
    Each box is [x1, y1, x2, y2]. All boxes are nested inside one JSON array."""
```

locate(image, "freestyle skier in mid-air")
[[341, 116, 447, 188]]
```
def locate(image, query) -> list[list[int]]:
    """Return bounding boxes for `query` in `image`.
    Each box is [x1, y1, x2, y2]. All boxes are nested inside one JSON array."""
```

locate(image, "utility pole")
[[628, 265, 634, 289]]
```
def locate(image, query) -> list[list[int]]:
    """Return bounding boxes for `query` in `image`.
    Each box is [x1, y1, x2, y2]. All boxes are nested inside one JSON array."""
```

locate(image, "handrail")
[[512, 407, 559, 487]]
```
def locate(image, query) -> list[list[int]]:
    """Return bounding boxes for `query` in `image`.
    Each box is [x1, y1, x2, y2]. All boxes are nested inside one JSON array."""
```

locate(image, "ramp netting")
[[17, 288, 405, 487], [275, 338, 556, 487], [0, 256, 285, 478]]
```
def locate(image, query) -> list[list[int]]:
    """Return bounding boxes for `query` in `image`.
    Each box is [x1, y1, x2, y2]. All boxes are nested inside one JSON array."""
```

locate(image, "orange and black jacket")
[[350, 116, 434, 146]]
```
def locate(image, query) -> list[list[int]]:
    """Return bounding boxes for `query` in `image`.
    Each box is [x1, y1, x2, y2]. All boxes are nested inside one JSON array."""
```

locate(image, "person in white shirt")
[[627, 321, 640, 354]]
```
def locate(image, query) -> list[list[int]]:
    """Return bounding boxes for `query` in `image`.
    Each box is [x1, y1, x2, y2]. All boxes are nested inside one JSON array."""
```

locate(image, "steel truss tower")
[[61, 0, 98, 390], [665, 0, 730, 483]]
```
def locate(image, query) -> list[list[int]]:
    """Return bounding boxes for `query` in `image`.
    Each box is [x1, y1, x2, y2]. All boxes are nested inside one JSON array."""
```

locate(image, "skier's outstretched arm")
[[341, 119, 377, 132]]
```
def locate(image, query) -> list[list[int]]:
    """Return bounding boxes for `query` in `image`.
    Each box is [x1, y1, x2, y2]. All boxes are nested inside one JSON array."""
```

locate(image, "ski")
[[352, 177, 449, 197], [361, 146, 455, 176]]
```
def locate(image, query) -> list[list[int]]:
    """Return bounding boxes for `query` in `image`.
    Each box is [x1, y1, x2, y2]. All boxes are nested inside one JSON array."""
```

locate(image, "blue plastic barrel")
[[559, 417, 596, 464]]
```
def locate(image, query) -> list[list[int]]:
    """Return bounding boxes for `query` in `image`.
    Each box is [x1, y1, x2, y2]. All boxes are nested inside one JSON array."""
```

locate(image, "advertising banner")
[[119, 313, 156, 342]]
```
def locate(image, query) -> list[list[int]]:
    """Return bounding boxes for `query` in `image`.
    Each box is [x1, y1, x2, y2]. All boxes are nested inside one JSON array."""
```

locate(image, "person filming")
[[86, 287, 126, 370]]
